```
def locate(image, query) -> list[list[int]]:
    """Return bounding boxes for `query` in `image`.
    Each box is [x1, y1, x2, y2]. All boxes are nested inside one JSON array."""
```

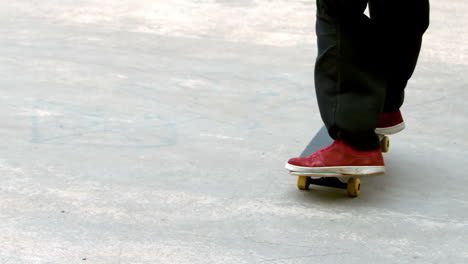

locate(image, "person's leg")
[[285, 0, 386, 174], [315, 0, 385, 151], [369, 0, 430, 112]]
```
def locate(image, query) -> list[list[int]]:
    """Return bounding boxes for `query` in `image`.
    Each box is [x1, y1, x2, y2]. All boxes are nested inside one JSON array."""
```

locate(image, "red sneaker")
[[375, 110, 405, 135], [285, 140, 385, 175]]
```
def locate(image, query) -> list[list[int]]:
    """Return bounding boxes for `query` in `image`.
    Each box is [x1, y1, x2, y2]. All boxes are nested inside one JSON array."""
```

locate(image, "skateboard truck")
[[290, 172, 361, 197]]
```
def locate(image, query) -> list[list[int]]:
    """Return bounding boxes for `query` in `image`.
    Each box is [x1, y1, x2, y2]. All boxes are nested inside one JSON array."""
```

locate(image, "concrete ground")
[[0, 1, 467, 263]]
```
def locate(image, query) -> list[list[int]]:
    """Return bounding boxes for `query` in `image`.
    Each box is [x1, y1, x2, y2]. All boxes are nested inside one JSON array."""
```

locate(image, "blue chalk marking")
[[31, 101, 42, 144], [31, 114, 41, 144], [29, 99, 181, 149]]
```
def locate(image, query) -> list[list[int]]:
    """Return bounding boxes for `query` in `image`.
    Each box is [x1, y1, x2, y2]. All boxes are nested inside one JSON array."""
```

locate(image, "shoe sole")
[[285, 163, 385, 175], [375, 122, 405, 135]]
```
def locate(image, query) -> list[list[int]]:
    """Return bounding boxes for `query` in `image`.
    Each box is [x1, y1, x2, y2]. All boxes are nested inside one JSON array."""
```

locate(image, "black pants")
[[315, 0, 430, 150]]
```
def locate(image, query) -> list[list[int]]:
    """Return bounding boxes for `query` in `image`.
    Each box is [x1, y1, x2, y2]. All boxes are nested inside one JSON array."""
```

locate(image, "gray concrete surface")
[[0, 1, 467, 263]]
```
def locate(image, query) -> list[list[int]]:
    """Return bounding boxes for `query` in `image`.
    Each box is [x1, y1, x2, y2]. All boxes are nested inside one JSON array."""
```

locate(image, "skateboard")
[[288, 126, 389, 197]]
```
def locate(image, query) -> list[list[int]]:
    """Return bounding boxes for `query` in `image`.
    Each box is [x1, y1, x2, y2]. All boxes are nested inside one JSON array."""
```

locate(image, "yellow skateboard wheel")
[[347, 178, 361, 197], [380, 136, 390, 153], [297, 176, 310, 190]]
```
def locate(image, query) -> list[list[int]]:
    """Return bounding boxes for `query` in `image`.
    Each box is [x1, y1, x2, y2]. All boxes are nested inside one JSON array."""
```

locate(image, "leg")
[[315, 0, 385, 151], [285, 0, 387, 175], [369, 0, 430, 112]]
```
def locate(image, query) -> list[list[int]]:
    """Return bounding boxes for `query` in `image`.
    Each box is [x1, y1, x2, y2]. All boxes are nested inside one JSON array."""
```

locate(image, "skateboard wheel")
[[297, 176, 310, 190], [347, 178, 361, 197], [380, 136, 390, 153]]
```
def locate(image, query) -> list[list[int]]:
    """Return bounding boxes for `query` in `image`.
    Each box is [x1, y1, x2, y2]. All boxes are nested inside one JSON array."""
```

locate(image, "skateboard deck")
[[289, 126, 388, 197]]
